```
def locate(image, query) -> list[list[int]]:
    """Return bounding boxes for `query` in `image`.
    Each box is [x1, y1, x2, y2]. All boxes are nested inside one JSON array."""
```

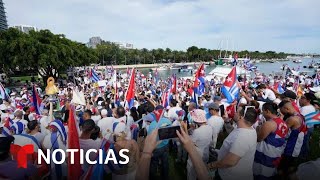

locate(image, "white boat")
[[207, 66, 251, 81], [293, 59, 302, 63], [178, 65, 193, 72], [151, 66, 169, 71]]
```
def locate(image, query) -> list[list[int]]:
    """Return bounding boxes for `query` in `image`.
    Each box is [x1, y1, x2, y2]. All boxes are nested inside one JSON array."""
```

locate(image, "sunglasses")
[[243, 106, 255, 117]]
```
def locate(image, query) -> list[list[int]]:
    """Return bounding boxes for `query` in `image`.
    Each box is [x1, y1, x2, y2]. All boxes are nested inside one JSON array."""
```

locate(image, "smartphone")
[[158, 126, 181, 140]]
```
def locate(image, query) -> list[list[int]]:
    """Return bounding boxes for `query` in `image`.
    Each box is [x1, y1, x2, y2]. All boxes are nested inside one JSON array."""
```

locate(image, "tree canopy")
[[0, 27, 292, 83], [0, 28, 98, 83]]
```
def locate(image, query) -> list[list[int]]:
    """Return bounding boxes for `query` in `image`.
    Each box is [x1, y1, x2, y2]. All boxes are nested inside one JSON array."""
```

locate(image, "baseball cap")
[[214, 96, 222, 101], [207, 103, 220, 110]]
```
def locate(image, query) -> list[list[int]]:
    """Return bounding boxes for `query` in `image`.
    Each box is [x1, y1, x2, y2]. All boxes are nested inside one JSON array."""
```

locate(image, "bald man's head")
[[278, 100, 295, 116]]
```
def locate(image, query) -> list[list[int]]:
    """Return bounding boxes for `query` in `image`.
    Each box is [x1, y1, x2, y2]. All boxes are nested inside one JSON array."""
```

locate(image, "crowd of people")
[[0, 65, 320, 180]]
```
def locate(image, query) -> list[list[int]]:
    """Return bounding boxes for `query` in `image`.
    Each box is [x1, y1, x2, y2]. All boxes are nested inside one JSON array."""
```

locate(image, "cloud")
[[4, 0, 320, 53]]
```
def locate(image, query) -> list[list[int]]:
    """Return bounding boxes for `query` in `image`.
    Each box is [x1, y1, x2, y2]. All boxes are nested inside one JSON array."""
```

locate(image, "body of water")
[[138, 58, 319, 79]]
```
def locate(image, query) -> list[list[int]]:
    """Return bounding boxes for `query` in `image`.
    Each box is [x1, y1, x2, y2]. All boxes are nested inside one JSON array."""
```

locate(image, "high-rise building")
[[87, 37, 102, 48], [12, 25, 37, 33], [0, 0, 8, 31]]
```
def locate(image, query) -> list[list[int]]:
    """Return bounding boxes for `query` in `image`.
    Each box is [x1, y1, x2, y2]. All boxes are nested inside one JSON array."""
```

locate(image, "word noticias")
[[38, 148, 130, 165]]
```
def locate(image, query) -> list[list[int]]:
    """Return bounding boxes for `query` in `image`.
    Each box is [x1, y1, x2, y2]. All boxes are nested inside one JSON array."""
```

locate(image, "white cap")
[[0, 104, 7, 111], [101, 109, 108, 116], [98, 101, 103, 106], [10, 92, 16, 96], [76, 105, 83, 112]]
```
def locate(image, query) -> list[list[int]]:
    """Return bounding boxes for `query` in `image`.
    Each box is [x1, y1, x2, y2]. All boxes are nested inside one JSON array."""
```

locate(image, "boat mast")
[[218, 39, 222, 59], [224, 38, 228, 58]]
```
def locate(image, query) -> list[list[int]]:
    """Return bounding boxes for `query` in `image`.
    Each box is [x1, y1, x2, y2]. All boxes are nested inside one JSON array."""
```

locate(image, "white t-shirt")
[[113, 116, 132, 140], [218, 128, 257, 180], [262, 89, 276, 101], [97, 117, 115, 139], [207, 115, 224, 135], [31, 132, 45, 144], [91, 115, 101, 124], [39, 116, 50, 135], [12, 118, 28, 126], [191, 125, 213, 163], [300, 105, 316, 116]]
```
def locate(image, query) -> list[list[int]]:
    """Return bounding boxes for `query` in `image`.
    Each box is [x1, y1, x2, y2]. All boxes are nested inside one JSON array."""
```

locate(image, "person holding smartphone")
[[147, 105, 172, 180]]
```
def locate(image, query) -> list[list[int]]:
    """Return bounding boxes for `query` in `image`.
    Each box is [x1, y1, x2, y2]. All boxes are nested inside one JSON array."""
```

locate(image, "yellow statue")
[[45, 77, 59, 95]]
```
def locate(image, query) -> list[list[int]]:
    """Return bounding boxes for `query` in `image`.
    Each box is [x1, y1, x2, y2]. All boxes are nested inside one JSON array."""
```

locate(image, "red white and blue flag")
[[2, 117, 13, 136], [189, 63, 206, 107], [273, 82, 285, 94], [32, 85, 42, 115], [171, 74, 177, 94], [162, 87, 171, 108], [90, 69, 100, 82], [305, 111, 320, 127], [195, 63, 206, 96], [221, 67, 240, 103], [232, 52, 238, 66], [67, 106, 82, 180], [0, 82, 9, 100], [125, 68, 135, 110], [113, 70, 120, 107]]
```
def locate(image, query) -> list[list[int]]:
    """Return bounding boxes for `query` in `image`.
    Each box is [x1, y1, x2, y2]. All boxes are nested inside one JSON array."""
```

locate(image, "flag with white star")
[[221, 67, 240, 103]]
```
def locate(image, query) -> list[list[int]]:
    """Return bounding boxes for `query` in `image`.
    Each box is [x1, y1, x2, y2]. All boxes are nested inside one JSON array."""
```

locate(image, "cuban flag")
[[2, 117, 14, 136], [232, 52, 238, 66], [191, 77, 199, 107], [125, 68, 135, 110], [305, 111, 320, 128], [32, 85, 42, 115], [67, 106, 82, 180], [221, 67, 240, 103], [195, 63, 206, 96], [162, 88, 171, 108], [273, 82, 285, 94], [0, 82, 10, 100], [114, 71, 120, 107], [82, 139, 111, 180], [90, 69, 100, 83], [171, 74, 177, 94]]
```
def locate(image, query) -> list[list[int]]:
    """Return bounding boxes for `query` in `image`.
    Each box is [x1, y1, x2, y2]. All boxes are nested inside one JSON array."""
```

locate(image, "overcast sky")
[[4, 0, 320, 53]]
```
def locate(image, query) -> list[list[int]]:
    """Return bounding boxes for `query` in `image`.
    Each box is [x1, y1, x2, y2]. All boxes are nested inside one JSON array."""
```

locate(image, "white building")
[[114, 42, 133, 49], [87, 36, 102, 48], [12, 25, 37, 33]]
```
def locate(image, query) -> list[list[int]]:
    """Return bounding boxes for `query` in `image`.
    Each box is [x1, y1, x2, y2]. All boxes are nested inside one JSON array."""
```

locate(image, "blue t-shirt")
[[148, 117, 172, 149]]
